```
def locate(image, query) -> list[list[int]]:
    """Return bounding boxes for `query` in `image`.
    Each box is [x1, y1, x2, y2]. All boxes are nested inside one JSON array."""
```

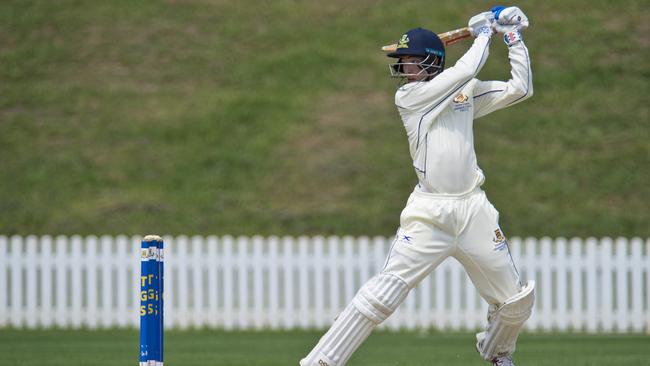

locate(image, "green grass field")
[[1, 0, 648, 237], [0, 329, 647, 366]]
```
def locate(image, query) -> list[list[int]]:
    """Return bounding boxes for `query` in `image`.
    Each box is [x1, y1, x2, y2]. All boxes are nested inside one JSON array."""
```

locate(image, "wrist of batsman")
[[503, 29, 523, 46], [476, 26, 493, 37]]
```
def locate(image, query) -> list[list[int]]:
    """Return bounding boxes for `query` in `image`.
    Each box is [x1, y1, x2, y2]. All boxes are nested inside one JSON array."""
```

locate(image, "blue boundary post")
[[152, 241, 160, 364], [140, 235, 163, 366], [158, 239, 164, 365], [140, 238, 152, 365]]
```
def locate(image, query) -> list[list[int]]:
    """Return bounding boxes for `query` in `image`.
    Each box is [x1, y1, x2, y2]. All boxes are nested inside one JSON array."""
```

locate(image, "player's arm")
[[395, 12, 494, 113], [474, 7, 533, 119]]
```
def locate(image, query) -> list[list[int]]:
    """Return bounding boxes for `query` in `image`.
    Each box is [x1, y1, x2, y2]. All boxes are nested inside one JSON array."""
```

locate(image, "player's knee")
[[499, 281, 535, 324], [352, 273, 410, 324]]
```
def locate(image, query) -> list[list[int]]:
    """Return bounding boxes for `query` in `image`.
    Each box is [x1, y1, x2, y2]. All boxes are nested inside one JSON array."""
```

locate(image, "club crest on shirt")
[[452, 92, 471, 112], [493, 228, 508, 251], [453, 93, 468, 103]]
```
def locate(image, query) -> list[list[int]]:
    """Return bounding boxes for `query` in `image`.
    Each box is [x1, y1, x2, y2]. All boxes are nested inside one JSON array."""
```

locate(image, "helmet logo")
[[397, 34, 409, 49]]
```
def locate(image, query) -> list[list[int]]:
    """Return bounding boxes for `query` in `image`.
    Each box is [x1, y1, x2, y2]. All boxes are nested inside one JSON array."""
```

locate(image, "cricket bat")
[[381, 27, 471, 52]]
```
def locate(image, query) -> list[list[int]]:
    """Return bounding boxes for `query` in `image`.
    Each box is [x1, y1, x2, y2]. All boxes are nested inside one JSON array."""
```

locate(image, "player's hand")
[[491, 6, 529, 33], [468, 11, 495, 37]]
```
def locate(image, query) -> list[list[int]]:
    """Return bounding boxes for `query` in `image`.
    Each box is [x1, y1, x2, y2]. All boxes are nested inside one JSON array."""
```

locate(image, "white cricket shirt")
[[395, 33, 533, 195]]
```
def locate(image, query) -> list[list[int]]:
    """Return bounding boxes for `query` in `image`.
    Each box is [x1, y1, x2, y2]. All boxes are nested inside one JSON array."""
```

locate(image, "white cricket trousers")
[[300, 188, 522, 366], [386, 187, 521, 305]]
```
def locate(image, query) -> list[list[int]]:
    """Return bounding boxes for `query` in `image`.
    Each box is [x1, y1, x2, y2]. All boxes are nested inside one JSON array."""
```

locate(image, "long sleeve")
[[395, 34, 493, 153], [395, 33, 492, 114], [473, 40, 533, 119]]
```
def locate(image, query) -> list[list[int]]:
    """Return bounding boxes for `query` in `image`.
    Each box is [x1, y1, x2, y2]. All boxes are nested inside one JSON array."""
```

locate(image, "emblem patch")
[[397, 34, 409, 49], [453, 93, 468, 103], [493, 228, 507, 251], [452, 92, 471, 112]]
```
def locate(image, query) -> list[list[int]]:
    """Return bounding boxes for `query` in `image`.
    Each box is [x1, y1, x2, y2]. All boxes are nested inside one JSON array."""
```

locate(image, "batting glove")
[[491, 6, 529, 33], [468, 11, 495, 37]]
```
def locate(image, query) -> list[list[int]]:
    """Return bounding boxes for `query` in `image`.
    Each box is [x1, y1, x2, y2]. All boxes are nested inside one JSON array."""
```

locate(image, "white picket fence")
[[0, 235, 648, 333]]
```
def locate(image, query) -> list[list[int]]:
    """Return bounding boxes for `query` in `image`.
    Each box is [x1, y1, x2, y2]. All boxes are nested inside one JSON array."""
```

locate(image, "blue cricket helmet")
[[387, 27, 446, 79]]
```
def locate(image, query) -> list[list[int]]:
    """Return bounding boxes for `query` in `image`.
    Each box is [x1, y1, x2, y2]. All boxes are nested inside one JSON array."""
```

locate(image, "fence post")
[[555, 237, 567, 331], [313, 236, 326, 329], [282, 236, 295, 329], [191, 236, 205, 328], [569, 238, 583, 331], [207, 236, 219, 328], [342, 236, 355, 307], [25, 236, 38, 329], [222, 236, 234, 330], [327, 236, 340, 321], [298, 236, 310, 329], [646, 239, 650, 334], [86, 236, 98, 329], [600, 238, 613, 332], [176, 236, 189, 329], [615, 238, 628, 332], [524, 238, 537, 330], [0, 236, 6, 327], [268, 236, 279, 329], [10, 236, 23, 328], [585, 238, 598, 333], [252, 236, 265, 329], [40, 236, 53, 328], [629, 238, 643, 332]]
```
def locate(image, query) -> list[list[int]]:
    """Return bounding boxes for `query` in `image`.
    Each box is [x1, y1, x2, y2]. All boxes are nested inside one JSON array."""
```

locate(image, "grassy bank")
[[1, 0, 648, 237]]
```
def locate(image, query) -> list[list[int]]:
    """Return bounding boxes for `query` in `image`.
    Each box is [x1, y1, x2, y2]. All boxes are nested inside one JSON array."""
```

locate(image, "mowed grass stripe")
[[0, 329, 648, 365]]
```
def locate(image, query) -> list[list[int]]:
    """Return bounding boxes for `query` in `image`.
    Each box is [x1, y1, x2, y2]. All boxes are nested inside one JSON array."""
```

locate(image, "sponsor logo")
[[504, 30, 522, 45], [395, 228, 413, 245], [398, 234, 412, 244], [397, 34, 409, 49], [318, 360, 330, 366], [425, 48, 444, 57]]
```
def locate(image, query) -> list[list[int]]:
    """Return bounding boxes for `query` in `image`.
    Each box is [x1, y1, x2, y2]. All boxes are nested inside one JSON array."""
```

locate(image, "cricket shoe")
[[492, 355, 515, 366]]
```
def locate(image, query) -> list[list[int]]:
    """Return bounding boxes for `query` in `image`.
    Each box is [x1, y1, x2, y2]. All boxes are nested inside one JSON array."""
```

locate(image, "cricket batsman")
[[300, 6, 534, 366]]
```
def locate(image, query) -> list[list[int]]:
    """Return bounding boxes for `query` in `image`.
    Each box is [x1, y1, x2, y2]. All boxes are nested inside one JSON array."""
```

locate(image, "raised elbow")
[[513, 79, 533, 101], [522, 82, 533, 100]]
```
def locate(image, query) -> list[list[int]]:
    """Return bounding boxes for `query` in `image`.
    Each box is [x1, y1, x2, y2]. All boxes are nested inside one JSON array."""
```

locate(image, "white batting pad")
[[477, 280, 535, 360], [300, 273, 410, 366], [300, 303, 374, 366], [352, 273, 410, 324]]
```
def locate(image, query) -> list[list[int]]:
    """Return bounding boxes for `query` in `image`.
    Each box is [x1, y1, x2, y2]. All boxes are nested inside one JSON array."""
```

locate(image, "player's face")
[[401, 56, 428, 82]]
